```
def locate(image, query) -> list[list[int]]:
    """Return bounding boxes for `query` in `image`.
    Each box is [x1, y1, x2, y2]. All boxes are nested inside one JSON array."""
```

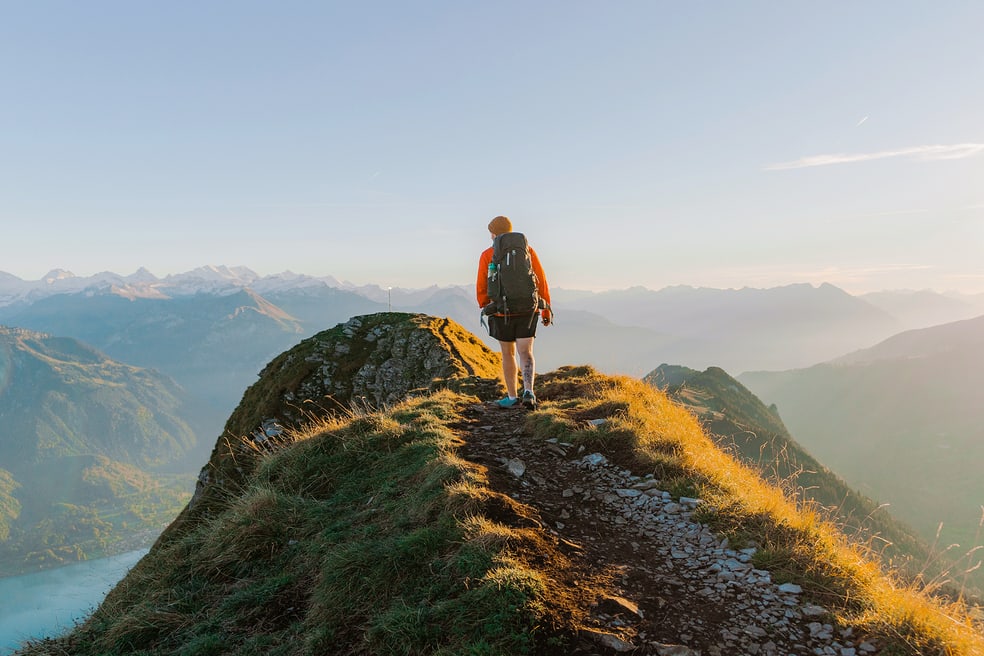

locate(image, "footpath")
[[456, 398, 881, 656]]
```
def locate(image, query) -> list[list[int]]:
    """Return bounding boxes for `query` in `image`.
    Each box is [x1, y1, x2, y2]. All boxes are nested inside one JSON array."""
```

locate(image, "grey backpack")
[[488, 232, 539, 316]]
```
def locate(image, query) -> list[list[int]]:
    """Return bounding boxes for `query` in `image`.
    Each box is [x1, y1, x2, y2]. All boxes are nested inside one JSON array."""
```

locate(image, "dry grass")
[[17, 365, 983, 655], [539, 368, 984, 656]]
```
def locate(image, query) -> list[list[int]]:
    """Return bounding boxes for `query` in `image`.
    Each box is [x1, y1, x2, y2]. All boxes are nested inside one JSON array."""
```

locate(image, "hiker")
[[476, 215, 552, 408]]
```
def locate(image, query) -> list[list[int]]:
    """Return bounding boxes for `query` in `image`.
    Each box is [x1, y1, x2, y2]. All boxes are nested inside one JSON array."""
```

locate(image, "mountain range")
[[3, 265, 983, 585], [5, 266, 984, 384]]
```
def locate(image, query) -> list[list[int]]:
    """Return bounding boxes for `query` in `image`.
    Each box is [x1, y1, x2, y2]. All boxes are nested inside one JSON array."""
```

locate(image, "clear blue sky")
[[2, 2, 982, 293]]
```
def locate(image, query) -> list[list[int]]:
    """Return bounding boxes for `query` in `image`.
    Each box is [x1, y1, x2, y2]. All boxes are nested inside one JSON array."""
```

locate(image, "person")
[[476, 215, 552, 408]]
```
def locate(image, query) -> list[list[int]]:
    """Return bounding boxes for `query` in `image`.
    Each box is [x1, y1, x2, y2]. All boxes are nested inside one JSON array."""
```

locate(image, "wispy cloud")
[[856, 116, 869, 127], [766, 143, 984, 171]]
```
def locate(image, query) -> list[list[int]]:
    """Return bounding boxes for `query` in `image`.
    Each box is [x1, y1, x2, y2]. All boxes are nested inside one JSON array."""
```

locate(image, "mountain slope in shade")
[[832, 313, 984, 363], [0, 454, 190, 574], [739, 315, 984, 574], [0, 327, 196, 574], [551, 283, 903, 372], [645, 364, 941, 584], [861, 290, 983, 331], [0, 288, 307, 417], [0, 327, 197, 468]]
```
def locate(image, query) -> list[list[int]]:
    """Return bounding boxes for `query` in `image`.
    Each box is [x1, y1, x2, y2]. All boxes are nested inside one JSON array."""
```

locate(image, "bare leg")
[[516, 337, 535, 392], [499, 341, 519, 397]]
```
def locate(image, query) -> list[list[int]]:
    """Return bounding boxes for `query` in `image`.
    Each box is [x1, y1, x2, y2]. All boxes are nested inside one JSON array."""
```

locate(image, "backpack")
[[488, 232, 540, 316]]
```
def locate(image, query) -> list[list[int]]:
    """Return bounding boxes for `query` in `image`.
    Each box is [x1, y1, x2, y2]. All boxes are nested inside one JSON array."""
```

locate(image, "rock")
[[598, 594, 644, 618], [655, 644, 700, 656], [581, 453, 608, 467], [505, 458, 526, 477], [581, 628, 635, 652], [778, 582, 803, 594], [616, 488, 643, 498], [744, 624, 767, 638]]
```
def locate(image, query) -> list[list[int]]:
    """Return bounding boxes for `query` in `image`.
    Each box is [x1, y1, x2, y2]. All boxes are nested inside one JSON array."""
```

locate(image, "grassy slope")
[[20, 368, 983, 655], [0, 457, 192, 575], [645, 364, 943, 587], [0, 328, 198, 468], [0, 328, 198, 574]]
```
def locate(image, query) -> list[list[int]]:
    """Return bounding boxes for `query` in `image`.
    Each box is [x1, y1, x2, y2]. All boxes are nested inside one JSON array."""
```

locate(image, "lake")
[[0, 549, 148, 655]]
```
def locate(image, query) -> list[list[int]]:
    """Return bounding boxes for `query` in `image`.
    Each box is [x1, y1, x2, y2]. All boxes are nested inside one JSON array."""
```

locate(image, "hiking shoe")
[[496, 395, 521, 408], [521, 390, 537, 408]]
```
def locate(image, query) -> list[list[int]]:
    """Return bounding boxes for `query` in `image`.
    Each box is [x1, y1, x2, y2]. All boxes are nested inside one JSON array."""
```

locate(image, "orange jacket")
[[476, 242, 551, 313]]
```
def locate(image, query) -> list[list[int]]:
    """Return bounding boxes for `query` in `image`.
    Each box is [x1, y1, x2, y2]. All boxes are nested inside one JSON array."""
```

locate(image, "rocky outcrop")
[[163, 312, 500, 541]]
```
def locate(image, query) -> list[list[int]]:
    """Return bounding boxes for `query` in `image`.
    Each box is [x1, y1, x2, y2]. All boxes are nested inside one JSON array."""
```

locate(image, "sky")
[[2, 1, 982, 294]]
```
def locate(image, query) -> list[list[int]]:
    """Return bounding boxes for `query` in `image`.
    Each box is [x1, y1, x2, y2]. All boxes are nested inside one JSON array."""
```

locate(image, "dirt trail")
[[454, 396, 880, 656]]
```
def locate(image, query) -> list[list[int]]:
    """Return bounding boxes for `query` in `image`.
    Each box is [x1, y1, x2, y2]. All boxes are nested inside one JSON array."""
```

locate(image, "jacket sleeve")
[[529, 246, 551, 308], [476, 248, 493, 308]]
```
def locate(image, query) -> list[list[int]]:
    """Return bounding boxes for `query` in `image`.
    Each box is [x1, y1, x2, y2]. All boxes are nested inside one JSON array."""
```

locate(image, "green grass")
[[23, 389, 559, 655], [19, 365, 984, 656]]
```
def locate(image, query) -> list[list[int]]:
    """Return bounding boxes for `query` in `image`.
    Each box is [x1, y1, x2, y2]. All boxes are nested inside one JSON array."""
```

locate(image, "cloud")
[[766, 143, 984, 171], [856, 116, 869, 127]]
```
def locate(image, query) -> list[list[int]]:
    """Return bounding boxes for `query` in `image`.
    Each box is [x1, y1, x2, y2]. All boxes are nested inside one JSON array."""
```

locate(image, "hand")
[[541, 309, 551, 326]]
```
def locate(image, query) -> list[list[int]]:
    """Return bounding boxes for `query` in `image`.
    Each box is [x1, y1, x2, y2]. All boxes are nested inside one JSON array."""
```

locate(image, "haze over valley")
[[2, 264, 983, 592]]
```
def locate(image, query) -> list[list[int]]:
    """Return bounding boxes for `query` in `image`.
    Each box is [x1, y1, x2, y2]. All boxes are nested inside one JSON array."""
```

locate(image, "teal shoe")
[[521, 390, 537, 408], [496, 395, 521, 408]]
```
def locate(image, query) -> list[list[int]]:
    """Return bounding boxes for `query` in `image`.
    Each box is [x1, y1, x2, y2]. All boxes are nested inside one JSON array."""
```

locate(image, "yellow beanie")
[[488, 215, 513, 235]]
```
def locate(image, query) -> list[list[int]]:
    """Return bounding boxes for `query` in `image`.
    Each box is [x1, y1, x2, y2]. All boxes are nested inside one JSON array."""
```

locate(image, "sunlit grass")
[[17, 366, 983, 656], [532, 366, 984, 656]]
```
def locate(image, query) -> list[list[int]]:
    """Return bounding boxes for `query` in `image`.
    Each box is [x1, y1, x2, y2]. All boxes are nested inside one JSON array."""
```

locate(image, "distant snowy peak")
[[127, 267, 160, 283], [42, 269, 76, 284], [0, 266, 348, 306], [160, 266, 260, 296], [164, 265, 258, 284], [250, 271, 343, 294]]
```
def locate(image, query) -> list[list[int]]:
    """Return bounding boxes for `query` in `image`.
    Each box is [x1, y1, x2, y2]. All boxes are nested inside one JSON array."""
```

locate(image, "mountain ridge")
[[16, 313, 982, 656]]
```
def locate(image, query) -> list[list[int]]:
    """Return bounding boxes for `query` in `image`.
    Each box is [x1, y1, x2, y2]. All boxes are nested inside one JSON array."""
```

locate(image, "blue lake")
[[0, 549, 148, 655]]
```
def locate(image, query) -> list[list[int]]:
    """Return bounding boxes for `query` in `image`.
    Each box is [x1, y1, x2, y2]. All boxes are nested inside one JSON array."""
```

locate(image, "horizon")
[[2, 263, 983, 298], [4, 3, 983, 295]]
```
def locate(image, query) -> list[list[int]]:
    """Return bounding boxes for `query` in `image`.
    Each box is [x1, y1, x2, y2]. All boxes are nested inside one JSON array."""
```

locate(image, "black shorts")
[[488, 313, 539, 342]]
